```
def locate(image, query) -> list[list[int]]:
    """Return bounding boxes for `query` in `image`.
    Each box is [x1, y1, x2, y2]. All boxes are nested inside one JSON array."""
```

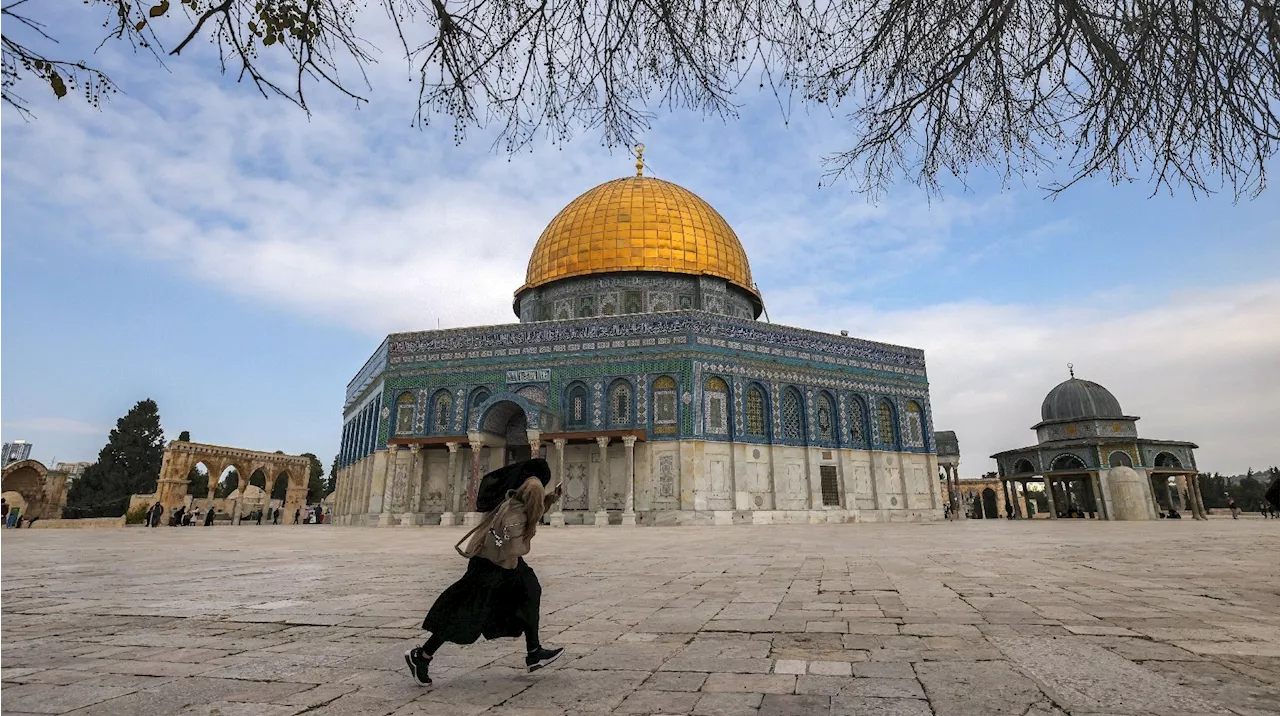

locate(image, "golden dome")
[[520, 176, 759, 300]]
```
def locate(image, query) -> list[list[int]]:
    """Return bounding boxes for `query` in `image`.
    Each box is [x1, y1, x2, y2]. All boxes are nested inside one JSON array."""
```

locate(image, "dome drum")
[[515, 272, 760, 322]]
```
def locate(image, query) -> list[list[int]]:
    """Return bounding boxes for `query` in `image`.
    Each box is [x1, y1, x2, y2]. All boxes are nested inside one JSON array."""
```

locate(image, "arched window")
[[781, 387, 803, 441], [903, 401, 924, 448], [652, 376, 678, 435], [566, 383, 588, 429], [1108, 451, 1134, 468], [816, 392, 836, 443], [1154, 452, 1182, 468], [609, 380, 632, 426], [395, 392, 416, 435], [470, 388, 490, 413], [704, 377, 729, 435], [1052, 454, 1087, 471], [848, 396, 867, 446], [878, 400, 898, 449], [745, 385, 767, 437], [431, 390, 453, 434], [1013, 458, 1036, 474]]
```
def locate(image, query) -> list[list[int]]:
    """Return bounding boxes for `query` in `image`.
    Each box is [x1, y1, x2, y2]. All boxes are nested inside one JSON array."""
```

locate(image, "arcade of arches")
[[156, 441, 310, 525], [1, 460, 69, 520]]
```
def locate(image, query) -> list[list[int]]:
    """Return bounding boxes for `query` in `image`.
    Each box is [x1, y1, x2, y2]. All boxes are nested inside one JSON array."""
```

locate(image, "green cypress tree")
[[65, 399, 166, 518], [301, 452, 326, 504]]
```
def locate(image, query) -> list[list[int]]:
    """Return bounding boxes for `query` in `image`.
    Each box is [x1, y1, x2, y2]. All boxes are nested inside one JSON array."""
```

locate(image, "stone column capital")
[[622, 435, 637, 448], [408, 444, 422, 454], [553, 438, 568, 449], [446, 441, 459, 453], [469, 439, 484, 452], [525, 429, 541, 446], [595, 436, 611, 448], [386, 443, 400, 452]]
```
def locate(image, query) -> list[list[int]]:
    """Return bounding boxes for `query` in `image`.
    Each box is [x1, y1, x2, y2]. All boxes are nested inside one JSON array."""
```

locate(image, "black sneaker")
[[525, 646, 565, 673], [404, 648, 432, 686]]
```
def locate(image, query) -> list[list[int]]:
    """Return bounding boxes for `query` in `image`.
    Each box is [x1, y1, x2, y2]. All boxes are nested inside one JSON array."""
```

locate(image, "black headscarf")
[[475, 458, 551, 513]]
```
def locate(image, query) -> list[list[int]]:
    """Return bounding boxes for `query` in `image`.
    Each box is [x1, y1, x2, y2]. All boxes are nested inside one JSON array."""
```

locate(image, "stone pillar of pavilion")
[[440, 442, 460, 526], [1090, 472, 1108, 520], [594, 436, 610, 527], [1001, 479, 1014, 519], [621, 435, 638, 526], [1044, 476, 1058, 519], [952, 467, 965, 520], [464, 436, 484, 527], [401, 445, 422, 526], [1190, 472, 1207, 520], [550, 438, 568, 527]]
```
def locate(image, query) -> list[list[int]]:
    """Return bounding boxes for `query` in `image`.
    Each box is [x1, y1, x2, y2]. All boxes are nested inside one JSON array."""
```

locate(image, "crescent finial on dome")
[[635, 143, 646, 177]]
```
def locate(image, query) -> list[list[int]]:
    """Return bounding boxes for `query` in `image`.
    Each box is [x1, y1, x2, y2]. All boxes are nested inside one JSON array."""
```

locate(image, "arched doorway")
[[1, 461, 48, 519], [982, 488, 999, 519], [479, 400, 534, 466]]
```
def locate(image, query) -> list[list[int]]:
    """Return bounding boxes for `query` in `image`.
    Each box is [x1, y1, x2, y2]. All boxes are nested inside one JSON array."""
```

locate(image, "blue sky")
[[3, 7, 1278, 476]]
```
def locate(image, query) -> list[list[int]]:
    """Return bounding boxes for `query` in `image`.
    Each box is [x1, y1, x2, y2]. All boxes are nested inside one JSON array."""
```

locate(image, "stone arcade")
[[333, 156, 944, 526]]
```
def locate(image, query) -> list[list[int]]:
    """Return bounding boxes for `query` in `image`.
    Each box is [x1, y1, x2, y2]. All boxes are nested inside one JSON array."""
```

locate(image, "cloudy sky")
[[3, 7, 1278, 477]]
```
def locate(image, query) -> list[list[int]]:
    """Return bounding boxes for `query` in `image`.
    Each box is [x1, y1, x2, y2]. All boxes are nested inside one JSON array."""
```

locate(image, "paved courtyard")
[[2, 521, 1279, 716]]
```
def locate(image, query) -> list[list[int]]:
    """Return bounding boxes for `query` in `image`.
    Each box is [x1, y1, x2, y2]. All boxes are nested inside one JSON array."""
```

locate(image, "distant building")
[[3, 441, 33, 466], [55, 462, 92, 481]]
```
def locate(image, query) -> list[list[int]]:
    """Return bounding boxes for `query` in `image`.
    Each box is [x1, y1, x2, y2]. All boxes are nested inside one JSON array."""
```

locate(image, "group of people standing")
[[142, 501, 328, 526]]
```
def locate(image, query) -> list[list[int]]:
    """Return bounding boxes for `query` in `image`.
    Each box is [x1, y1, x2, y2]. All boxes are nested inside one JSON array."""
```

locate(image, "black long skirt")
[[422, 557, 541, 645]]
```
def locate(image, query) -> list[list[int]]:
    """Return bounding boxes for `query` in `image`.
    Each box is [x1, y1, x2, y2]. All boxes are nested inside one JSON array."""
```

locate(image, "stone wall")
[[332, 440, 942, 527]]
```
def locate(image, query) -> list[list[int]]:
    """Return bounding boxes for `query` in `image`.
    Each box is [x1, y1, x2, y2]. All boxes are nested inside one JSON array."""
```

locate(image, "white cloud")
[[771, 281, 1280, 476]]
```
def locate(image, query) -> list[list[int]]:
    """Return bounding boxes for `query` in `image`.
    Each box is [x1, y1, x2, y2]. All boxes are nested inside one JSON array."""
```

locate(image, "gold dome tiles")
[[522, 176, 758, 298]]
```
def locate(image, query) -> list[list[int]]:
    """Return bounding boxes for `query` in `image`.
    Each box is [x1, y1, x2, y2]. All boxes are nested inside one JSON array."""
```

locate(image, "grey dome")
[[1040, 378, 1124, 422]]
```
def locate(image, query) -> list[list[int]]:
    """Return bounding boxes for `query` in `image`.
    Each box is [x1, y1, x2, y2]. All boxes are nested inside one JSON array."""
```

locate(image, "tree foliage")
[[215, 466, 239, 497], [1196, 472, 1229, 509], [4, 0, 1277, 198], [178, 430, 191, 442], [187, 462, 209, 498], [65, 398, 166, 518], [300, 451, 325, 503]]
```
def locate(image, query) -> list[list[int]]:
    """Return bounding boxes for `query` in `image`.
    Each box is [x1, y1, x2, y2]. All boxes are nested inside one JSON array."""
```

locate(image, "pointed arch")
[[903, 400, 925, 448], [430, 389, 454, 434], [815, 391, 837, 445], [651, 375, 679, 436], [394, 391, 417, 435], [608, 378, 634, 426], [744, 383, 769, 439], [877, 399, 899, 450], [847, 395, 869, 447], [781, 386, 805, 443], [565, 381, 590, 429], [704, 376, 730, 436], [468, 387, 491, 425]]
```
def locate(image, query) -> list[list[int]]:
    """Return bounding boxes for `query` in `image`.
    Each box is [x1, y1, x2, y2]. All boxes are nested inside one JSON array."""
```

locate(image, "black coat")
[[475, 458, 551, 513]]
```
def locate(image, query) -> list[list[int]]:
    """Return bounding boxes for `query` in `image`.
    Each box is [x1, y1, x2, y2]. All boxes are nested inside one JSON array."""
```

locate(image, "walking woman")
[[405, 458, 565, 687]]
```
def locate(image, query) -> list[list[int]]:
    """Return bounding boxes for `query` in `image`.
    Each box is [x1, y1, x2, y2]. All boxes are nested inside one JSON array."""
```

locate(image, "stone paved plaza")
[[3, 521, 1279, 716]]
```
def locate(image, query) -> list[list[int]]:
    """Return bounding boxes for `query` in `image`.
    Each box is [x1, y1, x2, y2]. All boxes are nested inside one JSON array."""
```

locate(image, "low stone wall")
[[29, 517, 127, 530]]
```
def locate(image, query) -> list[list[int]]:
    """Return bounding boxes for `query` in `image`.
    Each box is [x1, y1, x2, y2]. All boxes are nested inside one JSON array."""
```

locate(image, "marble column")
[[953, 466, 966, 520], [1091, 472, 1108, 520], [1190, 472, 1207, 520], [465, 438, 484, 525], [594, 436, 610, 527], [1001, 479, 1013, 519], [550, 439, 567, 527], [1044, 477, 1058, 519], [621, 435, 637, 526], [440, 442, 459, 526], [402, 445, 422, 526], [378, 445, 399, 526]]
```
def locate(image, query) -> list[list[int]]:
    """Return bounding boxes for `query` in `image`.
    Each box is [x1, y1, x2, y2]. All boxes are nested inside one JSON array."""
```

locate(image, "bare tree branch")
[[3, 0, 1277, 199]]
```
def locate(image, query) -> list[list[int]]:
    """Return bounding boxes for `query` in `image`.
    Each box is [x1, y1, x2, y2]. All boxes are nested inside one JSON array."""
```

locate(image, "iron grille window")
[[820, 465, 840, 506]]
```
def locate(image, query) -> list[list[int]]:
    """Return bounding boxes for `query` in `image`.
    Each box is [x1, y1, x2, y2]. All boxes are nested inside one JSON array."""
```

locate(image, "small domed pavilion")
[[991, 367, 1204, 520]]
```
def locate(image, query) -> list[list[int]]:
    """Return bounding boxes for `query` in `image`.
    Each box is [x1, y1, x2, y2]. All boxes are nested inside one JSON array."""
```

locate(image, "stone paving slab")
[[3, 521, 1279, 715]]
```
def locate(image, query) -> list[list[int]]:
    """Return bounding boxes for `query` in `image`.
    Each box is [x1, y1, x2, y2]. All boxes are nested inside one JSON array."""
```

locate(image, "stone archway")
[[1, 460, 58, 519], [156, 441, 311, 525]]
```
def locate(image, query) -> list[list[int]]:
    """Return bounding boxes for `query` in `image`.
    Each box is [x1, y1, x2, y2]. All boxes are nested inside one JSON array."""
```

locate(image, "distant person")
[[314, 506, 324, 525], [257, 509, 264, 525], [172, 506, 186, 527], [204, 508, 216, 526], [2, 498, 8, 525], [273, 508, 280, 525], [149, 502, 164, 528], [1228, 497, 1240, 519], [294, 507, 301, 525], [1267, 475, 1280, 515]]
